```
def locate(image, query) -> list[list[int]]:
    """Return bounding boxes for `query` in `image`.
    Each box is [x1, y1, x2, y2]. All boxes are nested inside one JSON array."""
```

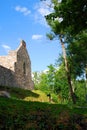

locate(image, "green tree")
[[33, 63, 71, 102], [38, 72, 49, 92], [67, 31, 87, 101], [48, 0, 87, 35], [41, 0, 87, 104], [32, 71, 41, 89], [67, 31, 87, 77], [45, 4, 76, 103], [47, 64, 56, 92], [54, 64, 69, 100]]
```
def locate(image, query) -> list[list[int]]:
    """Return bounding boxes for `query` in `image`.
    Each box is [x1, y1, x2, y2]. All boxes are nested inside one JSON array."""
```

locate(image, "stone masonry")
[[0, 40, 34, 90]]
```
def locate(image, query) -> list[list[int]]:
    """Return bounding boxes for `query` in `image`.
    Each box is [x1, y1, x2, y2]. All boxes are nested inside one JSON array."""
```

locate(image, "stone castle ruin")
[[0, 40, 34, 90]]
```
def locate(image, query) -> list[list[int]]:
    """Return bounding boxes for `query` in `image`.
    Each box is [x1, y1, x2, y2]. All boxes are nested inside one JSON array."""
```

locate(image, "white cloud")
[[34, 0, 53, 27], [37, 0, 53, 16], [15, 6, 31, 16], [32, 35, 43, 40], [2, 44, 11, 53], [2, 44, 11, 49]]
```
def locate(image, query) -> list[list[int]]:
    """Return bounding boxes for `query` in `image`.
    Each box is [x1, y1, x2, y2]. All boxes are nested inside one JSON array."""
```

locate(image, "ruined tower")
[[0, 40, 34, 90]]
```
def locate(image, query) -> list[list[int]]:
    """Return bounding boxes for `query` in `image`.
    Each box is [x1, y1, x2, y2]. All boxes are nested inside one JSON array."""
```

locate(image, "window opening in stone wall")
[[23, 62, 26, 74]]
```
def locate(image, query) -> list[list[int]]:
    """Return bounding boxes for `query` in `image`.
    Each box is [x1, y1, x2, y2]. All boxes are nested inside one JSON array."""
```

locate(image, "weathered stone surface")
[[0, 40, 34, 90]]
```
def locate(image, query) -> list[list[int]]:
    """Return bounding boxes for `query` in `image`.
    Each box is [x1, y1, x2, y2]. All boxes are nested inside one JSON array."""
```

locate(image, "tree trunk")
[[85, 65, 87, 102], [59, 35, 76, 104]]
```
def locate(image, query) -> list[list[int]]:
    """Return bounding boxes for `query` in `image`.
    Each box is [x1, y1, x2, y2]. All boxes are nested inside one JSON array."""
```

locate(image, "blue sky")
[[0, 0, 62, 72]]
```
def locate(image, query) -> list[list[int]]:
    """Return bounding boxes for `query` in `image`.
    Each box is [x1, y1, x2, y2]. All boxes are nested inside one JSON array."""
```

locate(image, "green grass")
[[0, 86, 49, 102], [0, 97, 65, 129], [24, 90, 49, 102], [0, 86, 39, 99], [0, 86, 87, 129]]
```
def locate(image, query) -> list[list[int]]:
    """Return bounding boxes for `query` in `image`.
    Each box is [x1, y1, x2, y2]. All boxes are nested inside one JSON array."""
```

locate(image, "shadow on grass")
[[0, 86, 39, 99], [0, 96, 87, 129]]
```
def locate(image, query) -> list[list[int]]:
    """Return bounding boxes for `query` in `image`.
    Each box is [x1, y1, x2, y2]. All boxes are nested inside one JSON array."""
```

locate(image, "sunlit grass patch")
[[24, 90, 49, 102]]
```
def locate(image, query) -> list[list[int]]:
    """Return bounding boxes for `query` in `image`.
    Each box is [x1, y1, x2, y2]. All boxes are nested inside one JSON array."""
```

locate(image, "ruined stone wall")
[[0, 51, 17, 71], [14, 41, 34, 89], [0, 65, 16, 87], [0, 40, 34, 90]]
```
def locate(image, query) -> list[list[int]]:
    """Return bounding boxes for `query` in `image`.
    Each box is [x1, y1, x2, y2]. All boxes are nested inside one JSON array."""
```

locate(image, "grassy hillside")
[[0, 86, 49, 102], [0, 86, 87, 129]]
